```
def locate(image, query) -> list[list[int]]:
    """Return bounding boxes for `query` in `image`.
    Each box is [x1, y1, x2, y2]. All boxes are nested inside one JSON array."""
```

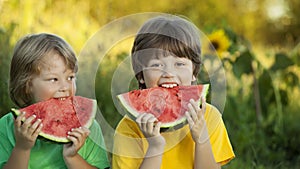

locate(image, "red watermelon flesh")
[[117, 84, 209, 128], [12, 96, 97, 143]]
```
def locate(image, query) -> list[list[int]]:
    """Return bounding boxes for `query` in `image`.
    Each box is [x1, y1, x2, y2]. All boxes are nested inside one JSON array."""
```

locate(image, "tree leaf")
[[270, 53, 294, 72], [232, 50, 253, 77], [258, 70, 274, 112]]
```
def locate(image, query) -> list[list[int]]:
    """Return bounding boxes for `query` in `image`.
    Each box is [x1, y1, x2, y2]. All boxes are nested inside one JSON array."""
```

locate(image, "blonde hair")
[[131, 15, 202, 89], [9, 33, 78, 108]]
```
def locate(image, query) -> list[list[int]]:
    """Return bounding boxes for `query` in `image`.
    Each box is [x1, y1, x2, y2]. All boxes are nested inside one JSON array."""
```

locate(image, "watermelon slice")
[[117, 84, 209, 128], [12, 96, 97, 143]]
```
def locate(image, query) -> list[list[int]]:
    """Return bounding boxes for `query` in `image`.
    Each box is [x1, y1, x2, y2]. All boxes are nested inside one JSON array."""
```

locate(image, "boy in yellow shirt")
[[112, 15, 235, 169]]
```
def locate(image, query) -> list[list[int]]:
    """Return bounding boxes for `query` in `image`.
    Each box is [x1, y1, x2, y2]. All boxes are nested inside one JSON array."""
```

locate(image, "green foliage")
[[94, 52, 131, 128], [232, 50, 253, 76], [0, 24, 15, 117], [217, 27, 300, 168], [270, 53, 294, 72]]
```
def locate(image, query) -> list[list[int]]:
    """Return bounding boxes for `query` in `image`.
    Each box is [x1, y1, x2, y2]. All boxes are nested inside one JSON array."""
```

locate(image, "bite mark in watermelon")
[[117, 84, 209, 128], [12, 96, 97, 143]]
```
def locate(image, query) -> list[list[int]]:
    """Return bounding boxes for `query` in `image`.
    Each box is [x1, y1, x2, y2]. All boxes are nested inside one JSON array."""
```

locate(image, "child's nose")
[[161, 68, 175, 78], [59, 80, 71, 92]]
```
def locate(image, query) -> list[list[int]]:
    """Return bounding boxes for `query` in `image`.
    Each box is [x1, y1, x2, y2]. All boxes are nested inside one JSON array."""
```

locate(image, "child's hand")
[[185, 97, 209, 144], [136, 113, 166, 146], [14, 112, 43, 150], [63, 127, 90, 157]]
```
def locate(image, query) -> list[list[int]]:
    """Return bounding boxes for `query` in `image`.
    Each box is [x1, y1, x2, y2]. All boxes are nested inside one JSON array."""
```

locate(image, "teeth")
[[161, 84, 178, 88], [59, 98, 66, 100]]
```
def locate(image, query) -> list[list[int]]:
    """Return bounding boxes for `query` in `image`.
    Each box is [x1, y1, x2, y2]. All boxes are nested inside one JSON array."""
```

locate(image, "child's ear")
[[192, 75, 196, 81], [140, 79, 145, 84], [191, 75, 197, 85]]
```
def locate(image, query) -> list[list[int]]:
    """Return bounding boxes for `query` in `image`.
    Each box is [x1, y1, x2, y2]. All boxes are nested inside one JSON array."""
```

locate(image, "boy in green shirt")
[[0, 33, 110, 169]]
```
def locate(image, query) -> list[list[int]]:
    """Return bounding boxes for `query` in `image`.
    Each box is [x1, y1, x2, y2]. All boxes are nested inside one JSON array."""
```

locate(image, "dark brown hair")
[[131, 15, 202, 89]]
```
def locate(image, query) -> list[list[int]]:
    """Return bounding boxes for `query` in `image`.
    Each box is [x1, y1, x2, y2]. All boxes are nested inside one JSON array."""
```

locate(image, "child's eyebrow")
[[176, 57, 189, 61], [63, 68, 76, 73]]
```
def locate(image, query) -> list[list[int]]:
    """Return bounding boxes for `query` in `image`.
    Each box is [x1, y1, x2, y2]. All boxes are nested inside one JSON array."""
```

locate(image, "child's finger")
[[15, 112, 26, 128], [201, 97, 206, 113], [136, 113, 146, 123], [153, 122, 161, 134], [68, 130, 82, 139], [32, 122, 43, 138], [140, 114, 152, 131], [71, 127, 90, 136], [185, 111, 195, 128], [68, 127, 90, 142], [67, 134, 79, 145], [21, 115, 36, 131], [187, 102, 197, 122], [136, 113, 155, 130], [146, 116, 157, 133], [28, 119, 42, 134], [190, 99, 200, 112]]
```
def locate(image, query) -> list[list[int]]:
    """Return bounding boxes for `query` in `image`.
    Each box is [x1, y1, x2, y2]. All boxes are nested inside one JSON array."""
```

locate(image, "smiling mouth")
[[160, 83, 178, 88], [55, 97, 68, 101]]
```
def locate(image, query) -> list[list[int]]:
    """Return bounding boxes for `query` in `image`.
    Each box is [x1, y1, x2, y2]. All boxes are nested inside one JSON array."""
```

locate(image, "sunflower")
[[207, 29, 231, 58]]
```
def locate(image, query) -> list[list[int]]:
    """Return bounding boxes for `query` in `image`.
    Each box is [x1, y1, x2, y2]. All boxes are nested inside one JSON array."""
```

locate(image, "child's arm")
[[63, 127, 98, 169], [136, 113, 166, 169], [3, 112, 43, 169], [185, 98, 221, 169]]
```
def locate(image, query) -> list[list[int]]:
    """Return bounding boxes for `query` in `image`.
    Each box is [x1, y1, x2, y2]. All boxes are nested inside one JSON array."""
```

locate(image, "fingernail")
[[67, 131, 71, 134]]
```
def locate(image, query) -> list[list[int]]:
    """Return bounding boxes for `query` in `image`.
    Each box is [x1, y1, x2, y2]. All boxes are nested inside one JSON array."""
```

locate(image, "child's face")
[[142, 55, 195, 88], [29, 53, 76, 102]]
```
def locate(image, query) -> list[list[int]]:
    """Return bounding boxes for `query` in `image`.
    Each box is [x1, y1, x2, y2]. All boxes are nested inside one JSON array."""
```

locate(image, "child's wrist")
[[146, 136, 166, 157], [147, 135, 166, 147], [13, 146, 31, 155], [63, 153, 79, 162], [195, 127, 210, 145]]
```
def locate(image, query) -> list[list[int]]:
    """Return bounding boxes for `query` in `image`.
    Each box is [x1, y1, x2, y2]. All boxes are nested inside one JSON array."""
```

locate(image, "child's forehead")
[[35, 51, 75, 73], [39, 51, 64, 65], [134, 48, 188, 65]]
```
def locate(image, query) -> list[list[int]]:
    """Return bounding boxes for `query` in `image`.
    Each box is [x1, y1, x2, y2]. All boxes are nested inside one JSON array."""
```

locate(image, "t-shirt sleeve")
[[78, 120, 110, 169], [112, 116, 148, 169], [0, 113, 16, 168], [205, 104, 235, 165]]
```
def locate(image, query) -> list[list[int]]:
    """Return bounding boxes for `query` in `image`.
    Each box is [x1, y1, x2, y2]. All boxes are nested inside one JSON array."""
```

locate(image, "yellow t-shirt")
[[112, 104, 235, 169]]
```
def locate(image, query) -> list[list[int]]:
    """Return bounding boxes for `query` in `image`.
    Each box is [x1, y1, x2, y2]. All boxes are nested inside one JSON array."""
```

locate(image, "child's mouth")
[[55, 97, 68, 101], [160, 83, 178, 88]]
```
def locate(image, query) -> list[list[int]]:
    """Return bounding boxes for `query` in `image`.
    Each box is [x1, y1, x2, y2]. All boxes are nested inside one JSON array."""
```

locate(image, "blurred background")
[[1, 0, 299, 168]]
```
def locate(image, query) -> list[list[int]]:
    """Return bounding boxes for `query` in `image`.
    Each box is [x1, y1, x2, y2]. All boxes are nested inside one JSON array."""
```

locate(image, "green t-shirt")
[[0, 113, 110, 169]]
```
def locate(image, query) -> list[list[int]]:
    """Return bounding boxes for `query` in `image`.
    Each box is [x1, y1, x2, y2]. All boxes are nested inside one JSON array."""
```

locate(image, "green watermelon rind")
[[117, 84, 210, 128], [11, 99, 97, 143]]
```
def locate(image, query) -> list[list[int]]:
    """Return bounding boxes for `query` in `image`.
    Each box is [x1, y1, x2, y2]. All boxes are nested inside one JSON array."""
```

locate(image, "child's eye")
[[68, 75, 76, 81], [49, 78, 58, 82], [150, 63, 163, 67], [175, 62, 185, 66]]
